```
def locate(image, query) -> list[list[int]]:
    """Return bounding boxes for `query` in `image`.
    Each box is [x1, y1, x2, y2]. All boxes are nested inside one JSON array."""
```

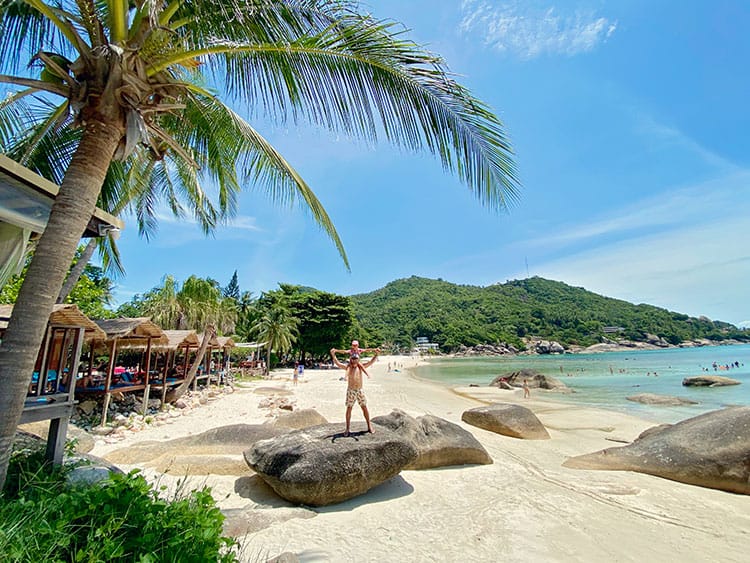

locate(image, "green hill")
[[350, 276, 747, 351]]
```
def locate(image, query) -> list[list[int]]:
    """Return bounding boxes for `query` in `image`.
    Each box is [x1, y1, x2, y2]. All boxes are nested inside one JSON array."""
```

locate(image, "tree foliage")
[[118, 275, 237, 334], [260, 284, 354, 360], [351, 276, 749, 351], [1, 248, 114, 319]]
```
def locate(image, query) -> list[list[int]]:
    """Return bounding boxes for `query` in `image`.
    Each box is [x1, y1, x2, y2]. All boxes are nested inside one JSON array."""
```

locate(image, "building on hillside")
[[415, 336, 439, 353]]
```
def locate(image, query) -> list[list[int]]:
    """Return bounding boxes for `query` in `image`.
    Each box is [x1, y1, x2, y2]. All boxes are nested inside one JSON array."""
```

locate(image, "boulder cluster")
[[453, 343, 518, 356], [490, 368, 570, 392]]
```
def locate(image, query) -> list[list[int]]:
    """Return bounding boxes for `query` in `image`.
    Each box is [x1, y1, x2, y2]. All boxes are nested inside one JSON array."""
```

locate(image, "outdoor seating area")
[[1, 303, 105, 463], [3, 303, 239, 452]]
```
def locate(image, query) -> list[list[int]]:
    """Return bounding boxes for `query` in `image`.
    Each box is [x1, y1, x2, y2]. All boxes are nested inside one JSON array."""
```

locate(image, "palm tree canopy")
[[251, 304, 299, 358], [1, 1, 519, 258]]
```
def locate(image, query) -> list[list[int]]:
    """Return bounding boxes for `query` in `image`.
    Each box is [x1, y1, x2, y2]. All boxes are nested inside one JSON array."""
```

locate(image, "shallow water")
[[413, 344, 750, 423]]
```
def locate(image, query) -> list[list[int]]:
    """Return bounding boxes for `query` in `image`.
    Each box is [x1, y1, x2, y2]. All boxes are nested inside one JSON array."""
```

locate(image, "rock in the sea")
[[682, 376, 741, 387], [490, 369, 569, 392], [626, 393, 699, 406], [563, 406, 750, 495], [244, 423, 418, 506], [372, 409, 492, 469], [461, 403, 550, 440]]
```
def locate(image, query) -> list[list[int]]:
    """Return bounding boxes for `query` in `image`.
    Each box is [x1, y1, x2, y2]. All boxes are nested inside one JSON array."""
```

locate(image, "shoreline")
[[90, 355, 750, 562]]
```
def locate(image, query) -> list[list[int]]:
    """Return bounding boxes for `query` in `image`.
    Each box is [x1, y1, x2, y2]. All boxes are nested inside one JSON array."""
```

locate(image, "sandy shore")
[[90, 356, 750, 562]]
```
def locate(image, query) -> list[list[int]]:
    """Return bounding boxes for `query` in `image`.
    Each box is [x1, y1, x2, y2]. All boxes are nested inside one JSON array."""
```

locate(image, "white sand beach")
[[90, 356, 750, 562]]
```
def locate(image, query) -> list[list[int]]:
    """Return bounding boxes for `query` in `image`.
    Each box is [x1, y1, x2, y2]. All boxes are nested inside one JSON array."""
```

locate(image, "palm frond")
[[0, 0, 68, 73], [163, 9, 519, 210]]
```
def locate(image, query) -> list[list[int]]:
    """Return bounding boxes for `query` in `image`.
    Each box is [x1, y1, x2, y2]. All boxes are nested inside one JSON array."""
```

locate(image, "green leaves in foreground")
[[0, 453, 237, 562]]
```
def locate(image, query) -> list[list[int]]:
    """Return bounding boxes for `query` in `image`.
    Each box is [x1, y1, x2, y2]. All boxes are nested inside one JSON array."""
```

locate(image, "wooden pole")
[[142, 336, 153, 415], [100, 338, 117, 427]]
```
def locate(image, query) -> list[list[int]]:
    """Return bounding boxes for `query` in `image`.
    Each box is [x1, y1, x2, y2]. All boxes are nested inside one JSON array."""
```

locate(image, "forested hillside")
[[350, 276, 747, 351]]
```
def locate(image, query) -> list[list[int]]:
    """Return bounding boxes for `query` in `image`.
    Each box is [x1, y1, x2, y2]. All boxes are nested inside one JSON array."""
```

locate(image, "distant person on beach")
[[331, 347, 380, 436], [523, 379, 530, 399], [293, 362, 299, 386]]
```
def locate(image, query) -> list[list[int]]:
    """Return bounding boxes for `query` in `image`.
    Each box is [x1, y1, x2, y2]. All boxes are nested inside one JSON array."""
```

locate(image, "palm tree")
[[141, 275, 237, 399], [0, 1, 518, 488], [251, 305, 300, 376]]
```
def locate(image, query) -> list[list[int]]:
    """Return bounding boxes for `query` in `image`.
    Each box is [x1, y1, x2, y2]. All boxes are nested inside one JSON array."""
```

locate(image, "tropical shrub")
[[1, 447, 237, 561]]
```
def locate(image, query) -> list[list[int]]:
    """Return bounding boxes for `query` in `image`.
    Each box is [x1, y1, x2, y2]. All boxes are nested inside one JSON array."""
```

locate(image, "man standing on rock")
[[330, 347, 379, 436]]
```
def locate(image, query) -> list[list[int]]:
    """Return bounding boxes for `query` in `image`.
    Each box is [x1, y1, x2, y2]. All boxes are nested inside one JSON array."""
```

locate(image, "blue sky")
[[111, 0, 750, 327]]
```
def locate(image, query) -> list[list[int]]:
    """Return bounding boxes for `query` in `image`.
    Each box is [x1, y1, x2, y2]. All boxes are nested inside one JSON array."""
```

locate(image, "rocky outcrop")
[[528, 340, 566, 354], [626, 393, 699, 406], [682, 376, 741, 387], [461, 403, 550, 440], [644, 333, 670, 347], [454, 343, 518, 356], [490, 369, 569, 392], [563, 407, 750, 495], [371, 409, 492, 469], [244, 423, 418, 506]]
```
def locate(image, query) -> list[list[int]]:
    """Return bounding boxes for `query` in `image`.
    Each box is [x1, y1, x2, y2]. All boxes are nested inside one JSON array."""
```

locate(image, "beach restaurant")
[[0, 154, 124, 463]]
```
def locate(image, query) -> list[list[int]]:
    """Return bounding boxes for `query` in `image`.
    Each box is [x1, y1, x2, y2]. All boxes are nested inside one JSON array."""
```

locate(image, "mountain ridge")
[[349, 276, 748, 351]]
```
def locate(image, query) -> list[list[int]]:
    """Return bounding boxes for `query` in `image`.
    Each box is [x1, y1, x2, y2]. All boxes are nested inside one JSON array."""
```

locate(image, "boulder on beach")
[[372, 409, 492, 469], [106, 424, 287, 465], [244, 423, 418, 506], [490, 369, 569, 392], [682, 376, 741, 387], [17, 422, 95, 453], [626, 393, 699, 406], [461, 403, 550, 440], [563, 406, 750, 495], [266, 408, 328, 430]]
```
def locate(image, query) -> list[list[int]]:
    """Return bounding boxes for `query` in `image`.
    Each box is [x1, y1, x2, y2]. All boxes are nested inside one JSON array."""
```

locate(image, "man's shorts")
[[345, 388, 367, 407]]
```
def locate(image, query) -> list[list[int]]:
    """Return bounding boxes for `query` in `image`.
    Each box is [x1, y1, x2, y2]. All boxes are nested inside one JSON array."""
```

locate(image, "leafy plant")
[[1, 451, 237, 561]]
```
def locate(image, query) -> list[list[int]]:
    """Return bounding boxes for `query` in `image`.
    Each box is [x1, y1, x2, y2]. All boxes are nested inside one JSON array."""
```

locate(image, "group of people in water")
[[703, 361, 743, 372]]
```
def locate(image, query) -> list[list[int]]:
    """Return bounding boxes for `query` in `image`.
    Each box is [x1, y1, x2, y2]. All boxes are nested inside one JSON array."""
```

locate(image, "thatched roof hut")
[[92, 317, 167, 347], [0, 303, 105, 341], [158, 329, 201, 350]]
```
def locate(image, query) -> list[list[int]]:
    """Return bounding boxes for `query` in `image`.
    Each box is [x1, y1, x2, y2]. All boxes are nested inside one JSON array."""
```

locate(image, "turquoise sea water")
[[412, 344, 750, 424]]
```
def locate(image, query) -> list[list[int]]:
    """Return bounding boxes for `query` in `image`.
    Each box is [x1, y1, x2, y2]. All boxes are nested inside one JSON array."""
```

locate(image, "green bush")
[[1, 449, 238, 562]]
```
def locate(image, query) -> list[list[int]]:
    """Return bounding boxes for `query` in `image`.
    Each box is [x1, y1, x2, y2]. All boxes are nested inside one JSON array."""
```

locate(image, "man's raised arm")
[[361, 349, 380, 369], [330, 349, 347, 369]]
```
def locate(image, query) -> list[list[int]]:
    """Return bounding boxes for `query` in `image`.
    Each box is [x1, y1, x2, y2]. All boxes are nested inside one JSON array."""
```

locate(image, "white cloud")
[[530, 217, 750, 325], [460, 1, 616, 59], [522, 171, 750, 251]]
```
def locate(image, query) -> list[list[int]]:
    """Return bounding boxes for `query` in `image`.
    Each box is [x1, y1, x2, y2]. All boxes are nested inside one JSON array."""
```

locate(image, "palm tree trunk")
[[0, 121, 122, 489], [165, 325, 216, 402], [56, 238, 97, 303]]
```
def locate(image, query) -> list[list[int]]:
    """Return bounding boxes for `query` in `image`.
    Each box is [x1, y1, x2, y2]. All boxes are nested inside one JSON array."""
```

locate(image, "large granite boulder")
[[682, 376, 741, 387], [461, 403, 550, 440], [267, 408, 328, 430], [490, 369, 569, 392], [371, 409, 492, 469], [626, 393, 699, 406], [563, 407, 750, 494], [106, 424, 287, 464], [244, 423, 418, 506]]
